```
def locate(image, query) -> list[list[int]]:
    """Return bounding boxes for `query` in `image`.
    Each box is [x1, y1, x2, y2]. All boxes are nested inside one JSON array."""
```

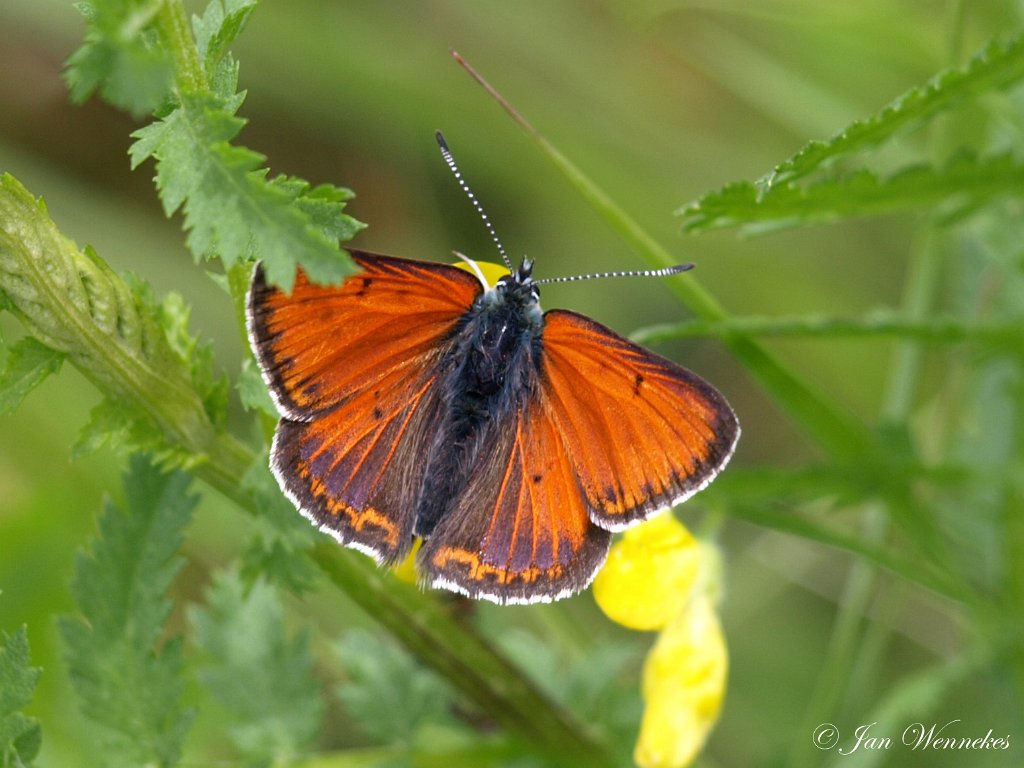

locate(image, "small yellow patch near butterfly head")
[[453, 255, 509, 290], [592, 512, 701, 631]]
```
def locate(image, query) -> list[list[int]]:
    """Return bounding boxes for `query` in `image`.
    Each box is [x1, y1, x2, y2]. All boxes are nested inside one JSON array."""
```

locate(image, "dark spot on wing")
[[360, 277, 374, 294]]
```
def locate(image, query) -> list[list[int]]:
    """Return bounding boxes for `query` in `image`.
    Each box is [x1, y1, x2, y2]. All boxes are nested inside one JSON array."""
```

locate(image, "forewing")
[[420, 399, 612, 604], [540, 309, 739, 531], [248, 250, 482, 419], [248, 251, 483, 562]]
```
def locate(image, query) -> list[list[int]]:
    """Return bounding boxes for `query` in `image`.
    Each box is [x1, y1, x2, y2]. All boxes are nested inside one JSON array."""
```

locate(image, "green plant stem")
[[632, 311, 1023, 345], [452, 51, 876, 462], [157, 0, 205, 93], [883, 236, 944, 423]]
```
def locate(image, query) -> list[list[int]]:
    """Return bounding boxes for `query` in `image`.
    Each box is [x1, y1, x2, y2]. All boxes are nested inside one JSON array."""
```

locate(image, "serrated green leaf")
[[334, 629, 460, 744], [64, 0, 174, 117], [680, 152, 1024, 234], [193, 0, 258, 77], [58, 455, 196, 768], [129, 91, 250, 215], [129, 93, 362, 291], [772, 31, 1024, 185], [191, 570, 323, 763], [679, 31, 1024, 233], [276, 177, 359, 242], [0, 337, 64, 416], [0, 626, 42, 768]]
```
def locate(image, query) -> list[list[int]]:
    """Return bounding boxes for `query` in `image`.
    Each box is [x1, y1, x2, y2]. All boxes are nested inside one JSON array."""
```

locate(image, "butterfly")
[[246, 133, 739, 604]]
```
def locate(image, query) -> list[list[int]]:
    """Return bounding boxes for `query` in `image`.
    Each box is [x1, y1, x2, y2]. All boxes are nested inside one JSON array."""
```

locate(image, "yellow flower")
[[592, 512, 701, 631], [390, 539, 422, 585], [453, 256, 509, 288], [593, 514, 728, 768], [634, 594, 727, 768]]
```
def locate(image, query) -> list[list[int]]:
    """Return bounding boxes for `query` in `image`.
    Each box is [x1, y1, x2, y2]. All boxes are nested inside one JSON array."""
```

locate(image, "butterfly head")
[[483, 256, 542, 324]]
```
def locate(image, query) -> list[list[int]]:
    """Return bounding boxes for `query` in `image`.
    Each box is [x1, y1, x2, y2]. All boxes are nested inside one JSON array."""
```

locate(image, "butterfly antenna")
[[534, 263, 694, 285], [436, 131, 514, 273]]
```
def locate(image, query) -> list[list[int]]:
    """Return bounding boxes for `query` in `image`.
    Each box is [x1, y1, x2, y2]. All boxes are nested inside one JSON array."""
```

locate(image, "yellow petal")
[[592, 514, 700, 631], [390, 539, 422, 585], [453, 258, 509, 288], [635, 595, 728, 768]]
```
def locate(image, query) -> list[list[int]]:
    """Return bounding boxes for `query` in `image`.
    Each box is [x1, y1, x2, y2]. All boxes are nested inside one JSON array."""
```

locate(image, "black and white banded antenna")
[[436, 131, 514, 273], [533, 263, 693, 285], [436, 131, 694, 285]]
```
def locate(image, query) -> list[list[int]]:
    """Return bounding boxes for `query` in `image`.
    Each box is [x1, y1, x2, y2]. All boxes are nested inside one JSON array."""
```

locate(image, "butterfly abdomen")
[[413, 288, 543, 538]]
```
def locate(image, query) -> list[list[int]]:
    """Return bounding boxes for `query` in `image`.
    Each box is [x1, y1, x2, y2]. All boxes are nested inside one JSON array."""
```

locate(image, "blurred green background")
[[2, 1, 1021, 766]]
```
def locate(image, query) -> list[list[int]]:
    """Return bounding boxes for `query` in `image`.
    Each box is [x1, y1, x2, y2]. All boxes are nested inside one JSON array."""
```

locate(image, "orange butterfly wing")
[[248, 251, 483, 562], [539, 309, 739, 531], [417, 308, 737, 604], [419, 396, 611, 604]]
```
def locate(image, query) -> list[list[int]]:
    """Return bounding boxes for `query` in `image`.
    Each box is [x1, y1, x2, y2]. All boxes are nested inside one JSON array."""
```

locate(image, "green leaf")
[[64, 0, 174, 117], [0, 337, 64, 416], [334, 629, 461, 744], [772, 31, 1024, 185], [0, 626, 42, 768], [129, 92, 363, 291], [680, 152, 1024, 234], [191, 570, 324, 763], [192, 0, 258, 76], [58, 455, 196, 768], [679, 31, 1024, 233]]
